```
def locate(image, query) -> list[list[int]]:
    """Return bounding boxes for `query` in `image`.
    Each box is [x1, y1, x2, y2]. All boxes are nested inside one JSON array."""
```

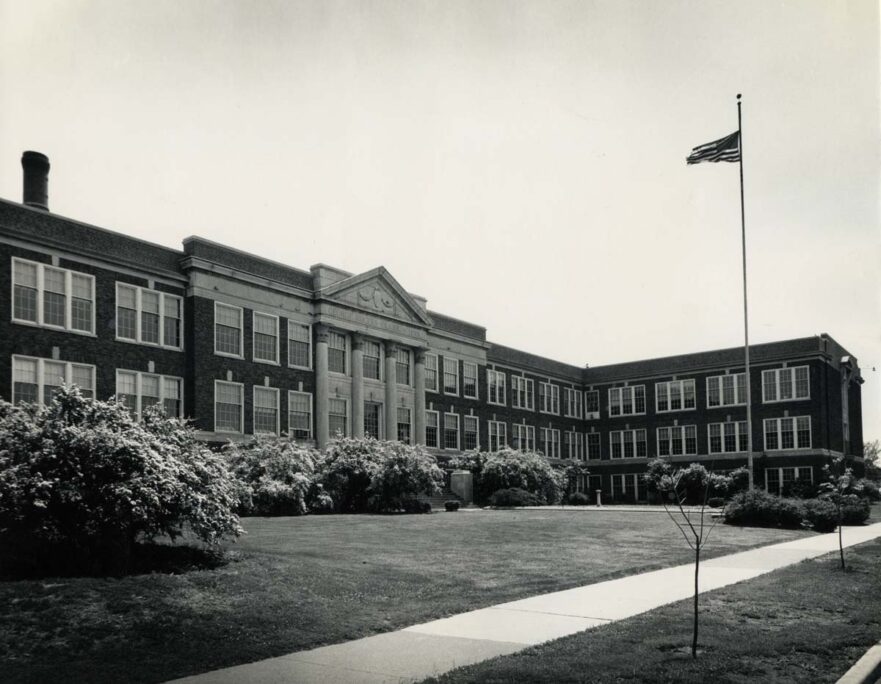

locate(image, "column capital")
[[314, 323, 330, 344], [384, 340, 399, 355], [414, 347, 429, 364], [351, 332, 364, 351]]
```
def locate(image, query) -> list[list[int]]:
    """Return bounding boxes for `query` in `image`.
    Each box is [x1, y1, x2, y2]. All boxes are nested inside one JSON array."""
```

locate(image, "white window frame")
[[287, 321, 312, 370], [706, 373, 747, 408], [584, 389, 600, 419], [539, 382, 560, 415], [363, 400, 384, 439], [327, 330, 349, 376], [252, 386, 280, 435], [763, 416, 812, 451], [564, 387, 583, 419], [487, 369, 507, 406], [425, 353, 439, 392], [765, 466, 814, 494], [115, 369, 184, 418], [608, 385, 646, 417], [762, 366, 810, 403], [396, 347, 412, 387], [541, 427, 561, 459], [115, 282, 184, 350], [655, 379, 696, 413], [564, 430, 584, 460], [287, 390, 313, 440], [463, 415, 479, 450], [610, 429, 648, 459], [214, 380, 245, 434], [512, 375, 534, 410], [463, 361, 478, 399], [214, 302, 244, 359], [586, 432, 602, 460], [443, 411, 460, 450], [397, 406, 412, 444], [425, 409, 440, 448], [656, 425, 698, 457], [328, 397, 350, 437], [707, 421, 748, 454], [252, 312, 280, 365], [11, 355, 96, 404], [512, 423, 535, 451], [362, 338, 383, 381], [443, 357, 459, 396], [12, 257, 96, 336], [488, 420, 507, 452]]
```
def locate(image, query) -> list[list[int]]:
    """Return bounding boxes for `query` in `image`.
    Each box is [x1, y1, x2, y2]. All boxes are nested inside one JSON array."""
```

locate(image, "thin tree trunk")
[[838, 508, 845, 570], [692, 542, 700, 658]]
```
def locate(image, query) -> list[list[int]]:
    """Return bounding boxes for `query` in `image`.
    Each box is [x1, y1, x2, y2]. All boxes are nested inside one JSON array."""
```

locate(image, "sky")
[[1, 1, 879, 442]]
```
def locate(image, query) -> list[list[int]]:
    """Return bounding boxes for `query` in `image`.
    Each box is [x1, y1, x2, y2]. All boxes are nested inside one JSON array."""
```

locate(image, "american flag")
[[686, 131, 740, 164]]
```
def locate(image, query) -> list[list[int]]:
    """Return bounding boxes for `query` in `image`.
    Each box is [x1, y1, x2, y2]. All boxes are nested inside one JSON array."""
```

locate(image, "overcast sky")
[[1, 1, 879, 442]]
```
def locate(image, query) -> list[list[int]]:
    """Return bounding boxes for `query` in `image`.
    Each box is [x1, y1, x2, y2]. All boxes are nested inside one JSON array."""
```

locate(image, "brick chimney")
[[21, 151, 50, 211]]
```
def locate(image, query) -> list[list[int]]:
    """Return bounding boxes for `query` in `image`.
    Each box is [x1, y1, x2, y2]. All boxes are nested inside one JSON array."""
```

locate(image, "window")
[[512, 424, 535, 451], [708, 421, 748, 454], [706, 372, 746, 407], [611, 474, 647, 502], [328, 398, 348, 437], [253, 387, 279, 434], [364, 401, 382, 438], [539, 382, 560, 414], [12, 258, 95, 334], [764, 416, 811, 450], [163, 296, 182, 348], [115, 370, 183, 418], [763, 366, 810, 403], [766, 466, 813, 496], [396, 348, 411, 386], [584, 390, 600, 418], [253, 313, 279, 364], [487, 369, 506, 405], [444, 413, 459, 449], [425, 353, 439, 392], [512, 376, 534, 410], [140, 291, 160, 344], [443, 357, 459, 395], [608, 385, 645, 416], [610, 429, 648, 459], [564, 388, 582, 418], [328, 331, 347, 374], [397, 407, 411, 444], [540, 428, 561, 458], [488, 420, 506, 452], [426, 410, 439, 448], [214, 303, 243, 357], [586, 432, 602, 460], [657, 425, 698, 457], [12, 356, 95, 405], [288, 323, 311, 369], [288, 391, 312, 440], [463, 362, 478, 399], [464, 416, 479, 450], [214, 381, 243, 433], [115, 283, 182, 349], [655, 379, 696, 412], [362, 339, 381, 380], [564, 431, 584, 460]]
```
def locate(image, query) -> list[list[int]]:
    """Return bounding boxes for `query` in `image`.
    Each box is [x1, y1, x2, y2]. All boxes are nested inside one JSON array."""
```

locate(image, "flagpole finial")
[[737, 93, 742, 100]]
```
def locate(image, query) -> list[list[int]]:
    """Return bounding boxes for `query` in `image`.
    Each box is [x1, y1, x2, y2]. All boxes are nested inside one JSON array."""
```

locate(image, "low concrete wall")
[[450, 471, 473, 505]]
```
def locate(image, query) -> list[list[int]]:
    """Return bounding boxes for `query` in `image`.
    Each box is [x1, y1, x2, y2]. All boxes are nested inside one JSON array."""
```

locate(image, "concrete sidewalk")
[[168, 522, 881, 684]]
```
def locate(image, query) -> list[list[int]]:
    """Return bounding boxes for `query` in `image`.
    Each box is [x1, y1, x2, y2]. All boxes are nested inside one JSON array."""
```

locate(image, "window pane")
[[43, 267, 66, 327], [13, 261, 38, 323], [794, 366, 809, 398], [288, 324, 311, 367], [254, 388, 278, 434], [253, 314, 278, 362], [289, 392, 312, 440], [13, 358, 39, 404], [141, 292, 160, 344], [71, 275, 93, 332], [215, 383, 242, 432], [765, 420, 779, 450], [763, 370, 778, 401], [163, 297, 182, 347], [215, 304, 241, 355]]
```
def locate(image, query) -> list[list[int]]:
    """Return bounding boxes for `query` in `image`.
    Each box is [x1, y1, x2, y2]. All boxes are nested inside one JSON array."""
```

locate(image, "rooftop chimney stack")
[[21, 151, 50, 211]]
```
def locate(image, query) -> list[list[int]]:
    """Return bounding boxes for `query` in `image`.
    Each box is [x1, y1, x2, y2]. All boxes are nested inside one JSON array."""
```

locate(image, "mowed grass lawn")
[[425, 537, 881, 684], [1, 509, 813, 684]]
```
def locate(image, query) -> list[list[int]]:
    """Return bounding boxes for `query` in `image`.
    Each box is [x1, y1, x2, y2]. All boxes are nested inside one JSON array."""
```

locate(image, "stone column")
[[414, 348, 427, 445], [384, 341, 398, 441], [314, 324, 330, 449], [351, 333, 364, 438]]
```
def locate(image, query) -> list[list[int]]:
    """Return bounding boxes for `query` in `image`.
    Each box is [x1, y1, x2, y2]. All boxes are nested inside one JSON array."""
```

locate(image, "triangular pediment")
[[318, 267, 432, 327]]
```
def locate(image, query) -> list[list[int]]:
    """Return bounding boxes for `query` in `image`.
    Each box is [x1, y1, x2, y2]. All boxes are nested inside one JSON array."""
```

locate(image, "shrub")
[[857, 478, 880, 502], [0, 387, 242, 577], [840, 494, 871, 525], [723, 490, 804, 529], [490, 488, 543, 507], [707, 497, 725, 508], [567, 492, 591, 506], [225, 437, 319, 516], [401, 499, 432, 514], [477, 449, 565, 505], [728, 467, 751, 495], [308, 484, 335, 514], [318, 437, 385, 512], [366, 442, 444, 513], [803, 498, 839, 532], [444, 500, 461, 512], [782, 478, 819, 499]]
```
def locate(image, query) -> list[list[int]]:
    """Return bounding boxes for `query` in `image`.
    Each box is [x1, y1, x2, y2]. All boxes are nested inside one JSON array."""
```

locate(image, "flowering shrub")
[[0, 386, 242, 576], [225, 437, 319, 516], [318, 437, 385, 512], [475, 449, 565, 505], [490, 488, 543, 507]]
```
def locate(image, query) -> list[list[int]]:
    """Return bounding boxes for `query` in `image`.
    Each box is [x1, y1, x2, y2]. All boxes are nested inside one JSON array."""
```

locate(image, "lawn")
[[424, 537, 881, 684], [0, 509, 813, 684]]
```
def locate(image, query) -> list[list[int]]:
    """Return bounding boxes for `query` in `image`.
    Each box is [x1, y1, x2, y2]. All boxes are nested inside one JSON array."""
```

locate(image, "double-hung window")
[[608, 385, 645, 417], [488, 420, 506, 452], [487, 369, 506, 405], [444, 413, 459, 449], [512, 424, 535, 451], [364, 401, 382, 438], [426, 410, 440, 448], [214, 381, 244, 433], [464, 416, 479, 450], [214, 302, 243, 357], [512, 376, 534, 410], [657, 425, 698, 457], [443, 357, 459, 395], [288, 323, 311, 369], [362, 339, 381, 380], [564, 431, 584, 460], [564, 388, 582, 419], [586, 432, 602, 460], [706, 373, 746, 408], [12, 355, 95, 405], [396, 348, 411, 386], [328, 331, 347, 374], [116, 370, 183, 418], [708, 421, 748, 454], [288, 391, 312, 440], [425, 353, 439, 392], [762, 367, 810, 403], [397, 407, 411, 444], [540, 428, 561, 458], [13, 258, 95, 334], [253, 313, 279, 364], [463, 362, 478, 399], [764, 416, 811, 450], [116, 284, 184, 349], [539, 382, 560, 414], [328, 398, 348, 436], [610, 429, 648, 459], [655, 379, 696, 412], [584, 390, 600, 418]]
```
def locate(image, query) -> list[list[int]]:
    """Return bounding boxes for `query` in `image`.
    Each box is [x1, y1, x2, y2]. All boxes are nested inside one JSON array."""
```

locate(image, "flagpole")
[[737, 93, 754, 490]]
